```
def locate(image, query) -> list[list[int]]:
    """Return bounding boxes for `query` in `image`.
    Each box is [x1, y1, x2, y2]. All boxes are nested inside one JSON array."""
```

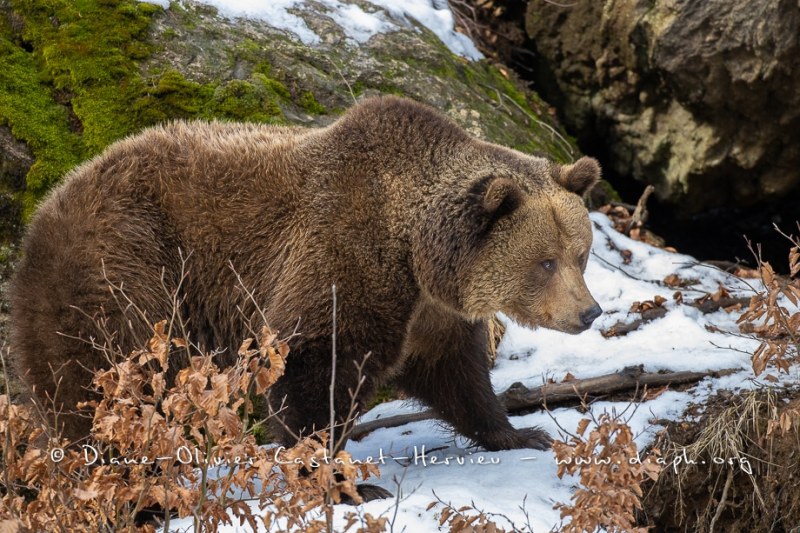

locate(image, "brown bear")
[[10, 96, 601, 458]]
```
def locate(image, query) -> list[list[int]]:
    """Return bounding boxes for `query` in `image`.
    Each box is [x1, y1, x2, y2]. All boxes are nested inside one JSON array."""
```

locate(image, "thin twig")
[[329, 283, 337, 460], [709, 453, 734, 533], [493, 85, 575, 160], [325, 57, 357, 105], [1, 346, 15, 504]]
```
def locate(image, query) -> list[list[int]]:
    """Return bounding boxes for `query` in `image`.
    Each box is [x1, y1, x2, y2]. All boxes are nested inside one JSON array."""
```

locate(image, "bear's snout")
[[580, 304, 602, 328]]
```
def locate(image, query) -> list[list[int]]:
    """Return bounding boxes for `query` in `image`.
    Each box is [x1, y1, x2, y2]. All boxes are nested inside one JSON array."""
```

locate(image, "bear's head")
[[414, 155, 602, 335], [467, 156, 602, 334]]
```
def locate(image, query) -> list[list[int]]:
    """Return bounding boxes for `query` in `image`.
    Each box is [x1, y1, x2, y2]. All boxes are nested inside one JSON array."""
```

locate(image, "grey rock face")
[[526, 0, 800, 212], [143, 0, 576, 161]]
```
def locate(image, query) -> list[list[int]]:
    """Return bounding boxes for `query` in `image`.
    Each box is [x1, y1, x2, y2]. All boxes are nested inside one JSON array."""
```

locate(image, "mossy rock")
[[0, 0, 580, 255]]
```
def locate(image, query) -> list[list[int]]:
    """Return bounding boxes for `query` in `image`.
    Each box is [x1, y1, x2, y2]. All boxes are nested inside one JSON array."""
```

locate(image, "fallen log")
[[349, 366, 739, 441], [500, 365, 737, 411]]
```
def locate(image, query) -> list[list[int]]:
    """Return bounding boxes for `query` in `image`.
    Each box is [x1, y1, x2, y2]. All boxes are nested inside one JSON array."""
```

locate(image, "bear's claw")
[[516, 427, 553, 450], [480, 426, 553, 451]]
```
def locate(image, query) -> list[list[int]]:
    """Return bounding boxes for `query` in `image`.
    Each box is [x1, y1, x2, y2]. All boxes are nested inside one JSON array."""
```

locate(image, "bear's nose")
[[580, 304, 602, 327]]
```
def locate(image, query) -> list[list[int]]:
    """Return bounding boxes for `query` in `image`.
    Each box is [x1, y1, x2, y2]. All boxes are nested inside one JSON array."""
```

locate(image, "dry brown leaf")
[[147, 319, 170, 369], [643, 385, 669, 401]]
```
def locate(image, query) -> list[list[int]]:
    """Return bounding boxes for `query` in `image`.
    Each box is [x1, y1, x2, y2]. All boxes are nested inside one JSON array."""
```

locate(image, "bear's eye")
[[541, 260, 556, 272]]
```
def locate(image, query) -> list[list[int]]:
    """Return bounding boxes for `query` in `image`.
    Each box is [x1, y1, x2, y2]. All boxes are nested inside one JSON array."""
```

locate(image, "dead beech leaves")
[[554, 413, 661, 533], [602, 296, 667, 338], [738, 259, 800, 376]]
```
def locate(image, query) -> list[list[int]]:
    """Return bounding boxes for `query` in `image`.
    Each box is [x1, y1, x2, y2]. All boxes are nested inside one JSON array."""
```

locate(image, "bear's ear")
[[483, 177, 523, 218], [555, 156, 601, 196]]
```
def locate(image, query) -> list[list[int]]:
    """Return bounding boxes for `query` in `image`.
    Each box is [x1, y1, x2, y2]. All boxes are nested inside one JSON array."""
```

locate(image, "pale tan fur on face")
[[464, 188, 598, 333]]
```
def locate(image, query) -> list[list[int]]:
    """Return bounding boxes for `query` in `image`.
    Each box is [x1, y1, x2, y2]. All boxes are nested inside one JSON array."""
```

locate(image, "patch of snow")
[[366, 0, 482, 59], [188, 0, 322, 45], [139, 0, 482, 60], [319, 1, 395, 44], [164, 210, 798, 532]]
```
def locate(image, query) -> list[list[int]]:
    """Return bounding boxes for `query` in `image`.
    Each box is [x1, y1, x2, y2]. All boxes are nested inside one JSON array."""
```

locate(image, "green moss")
[[258, 74, 291, 100], [239, 394, 272, 445], [486, 66, 531, 111], [351, 80, 366, 97], [0, 38, 85, 212], [133, 70, 214, 123], [430, 61, 459, 81], [513, 139, 547, 155], [161, 28, 179, 41], [211, 78, 285, 122], [253, 60, 273, 77], [12, 0, 161, 147], [0, 0, 165, 214], [463, 66, 477, 85], [374, 83, 405, 96], [237, 40, 270, 68], [135, 70, 288, 124], [298, 90, 326, 115], [249, 421, 271, 445]]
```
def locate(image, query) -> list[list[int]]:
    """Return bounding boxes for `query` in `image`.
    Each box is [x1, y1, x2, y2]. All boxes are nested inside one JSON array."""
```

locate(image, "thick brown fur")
[[10, 96, 601, 452]]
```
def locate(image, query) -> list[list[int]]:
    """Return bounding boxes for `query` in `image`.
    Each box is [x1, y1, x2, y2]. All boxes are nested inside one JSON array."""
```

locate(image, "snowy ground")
[[165, 212, 797, 532]]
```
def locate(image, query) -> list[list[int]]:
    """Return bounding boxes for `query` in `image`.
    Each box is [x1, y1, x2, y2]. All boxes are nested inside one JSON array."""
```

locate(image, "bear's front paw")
[[480, 426, 552, 451], [515, 427, 552, 450]]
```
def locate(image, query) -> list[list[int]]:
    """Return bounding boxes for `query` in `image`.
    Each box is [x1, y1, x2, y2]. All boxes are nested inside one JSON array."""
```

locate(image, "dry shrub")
[[645, 388, 800, 531], [427, 491, 541, 533], [0, 320, 386, 532], [597, 192, 673, 251], [667, 390, 771, 524], [448, 0, 527, 63], [737, 225, 800, 376], [486, 316, 506, 367], [553, 412, 661, 533], [430, 502, 508, 533], [639, 227, 800, 531]]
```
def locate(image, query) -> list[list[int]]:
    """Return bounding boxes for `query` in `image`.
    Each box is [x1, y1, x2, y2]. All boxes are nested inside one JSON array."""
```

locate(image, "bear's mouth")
[[564, 322, 592, 335], [507, 311, 583, 335], [541, 317, 592, 335]]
